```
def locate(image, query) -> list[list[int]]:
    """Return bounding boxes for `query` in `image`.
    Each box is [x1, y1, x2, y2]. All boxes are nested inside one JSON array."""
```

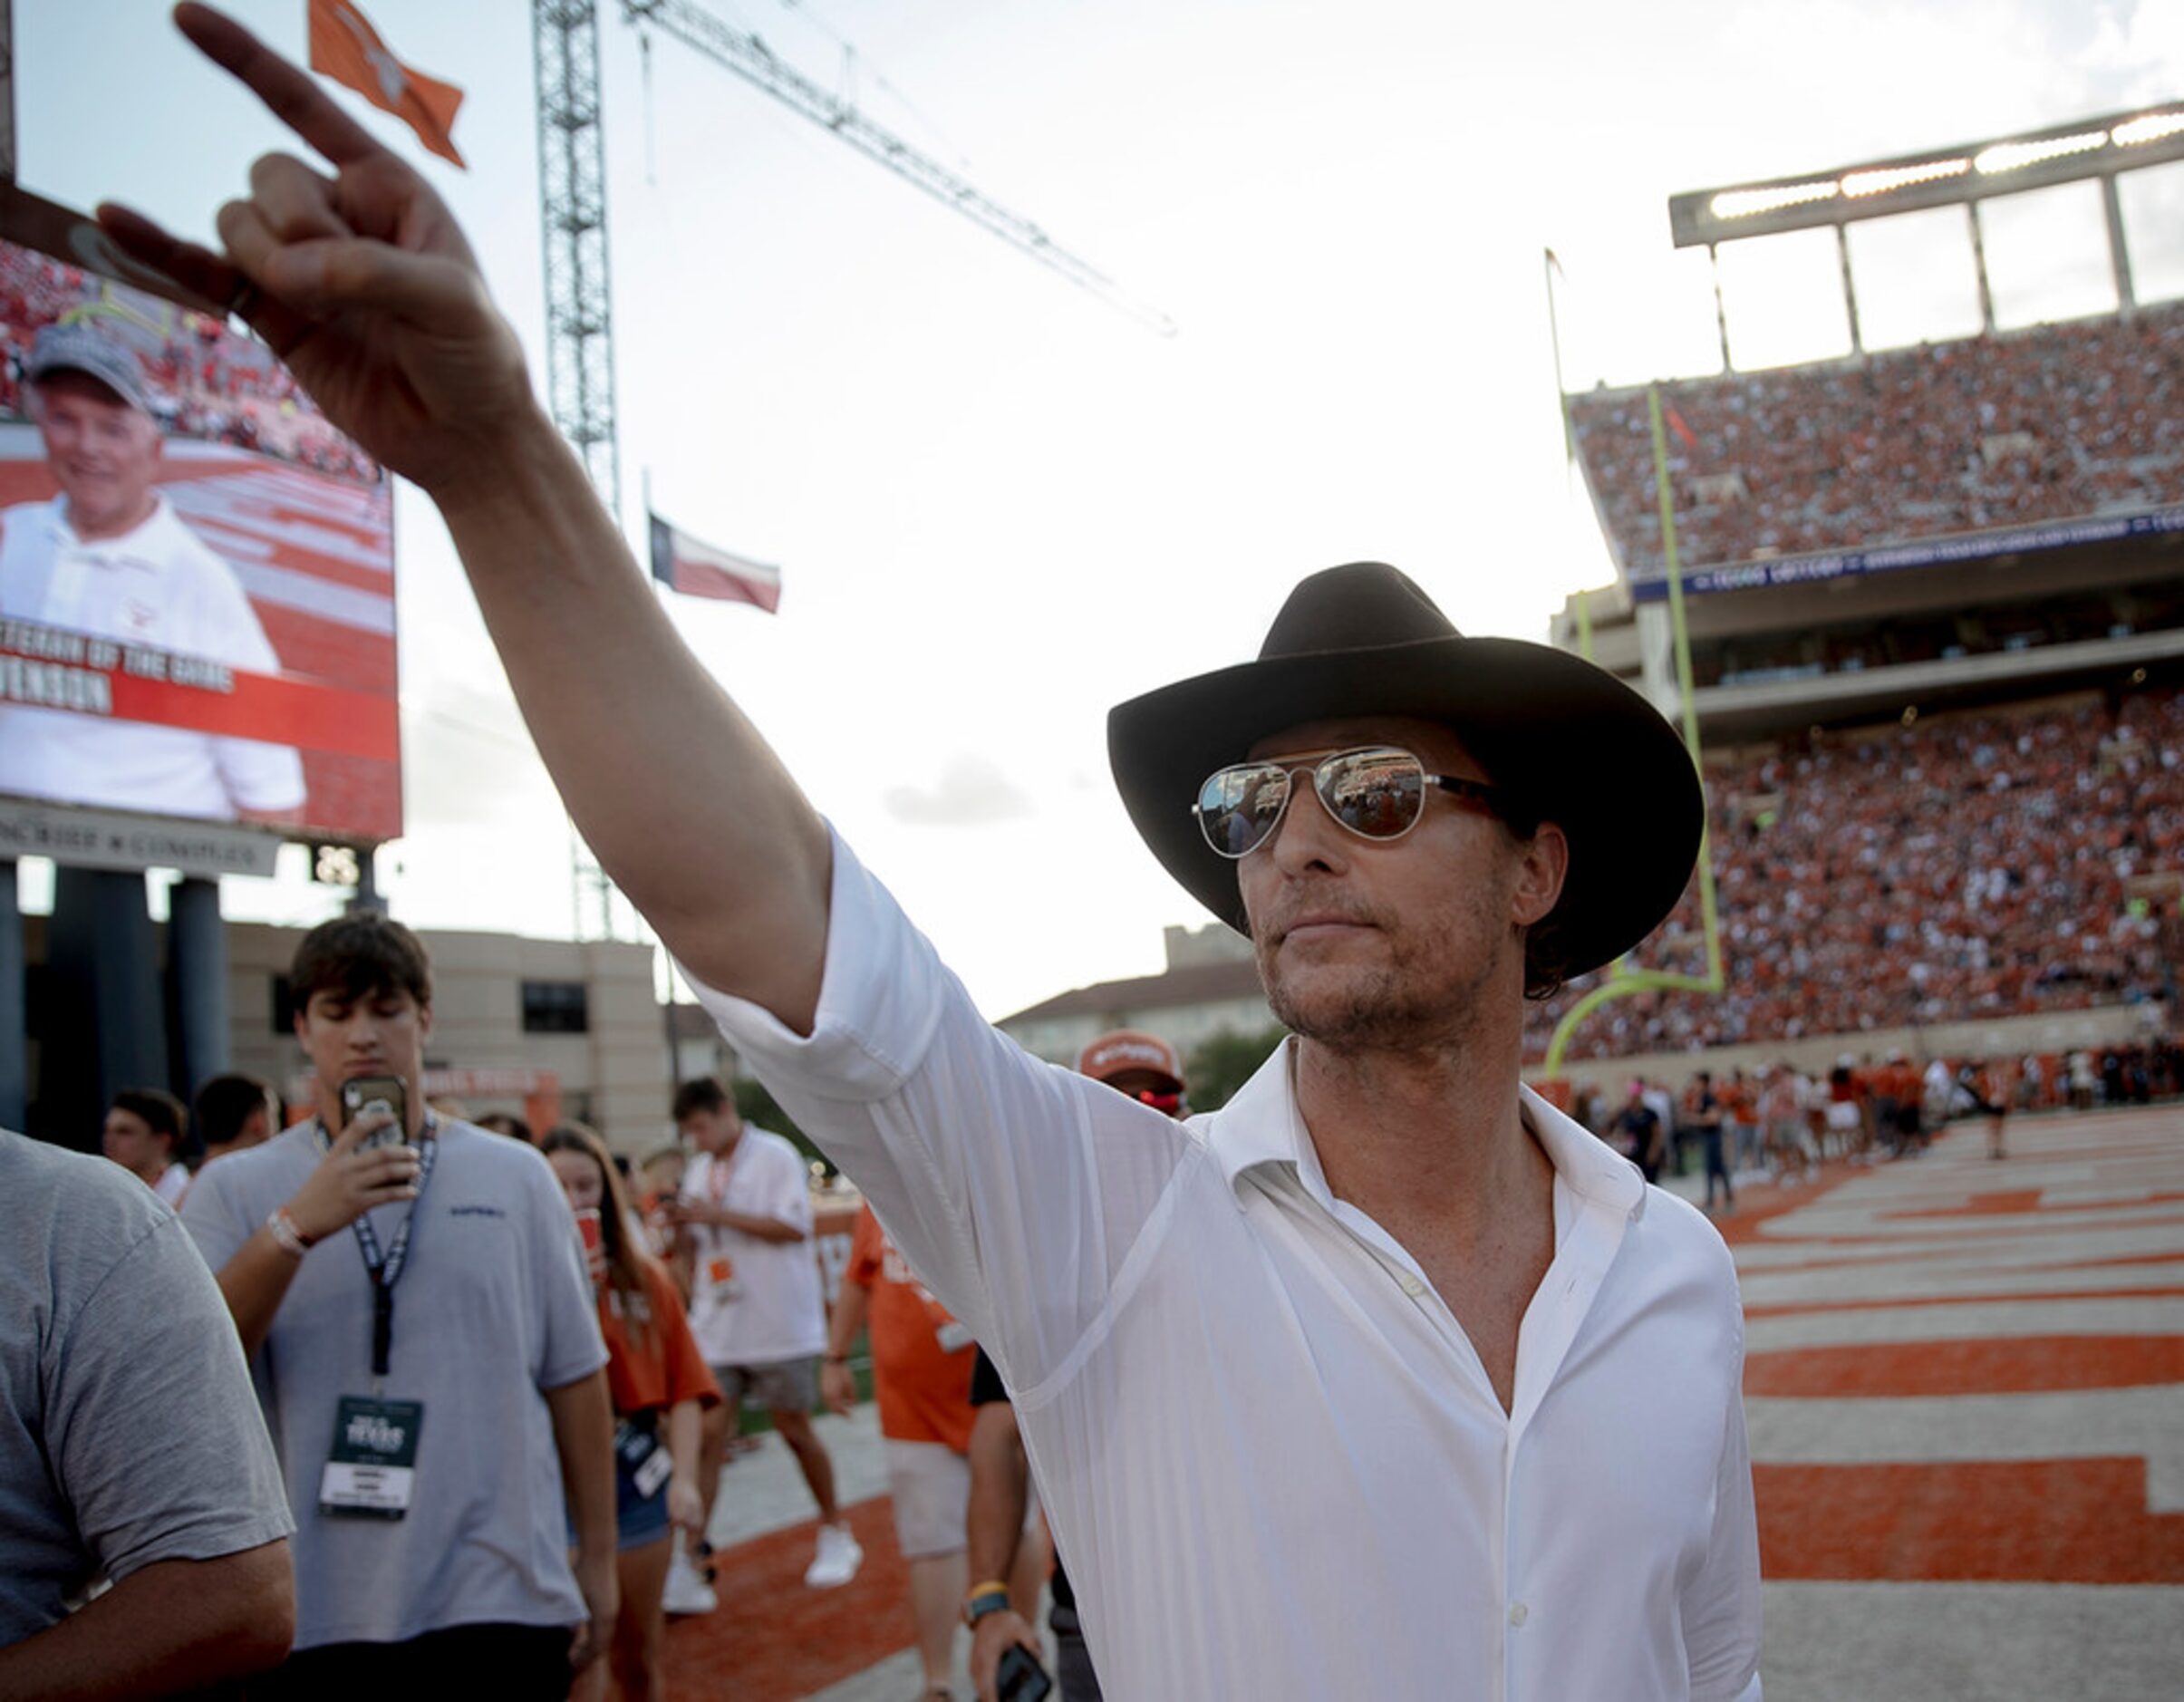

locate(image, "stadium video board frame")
[[0, 187, 400, 870]]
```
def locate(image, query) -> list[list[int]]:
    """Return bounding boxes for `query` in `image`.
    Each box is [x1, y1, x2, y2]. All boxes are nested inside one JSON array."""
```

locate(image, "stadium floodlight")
[[2113, 110, 2184, 147], [1708, 179, 1838, 221], [1668, 100, 2184, 247], [1975, 129, 2110, 175], [1841, 159, 1968, 198]]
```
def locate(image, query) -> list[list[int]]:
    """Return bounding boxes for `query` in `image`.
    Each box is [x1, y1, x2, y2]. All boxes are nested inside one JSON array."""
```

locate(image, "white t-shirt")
[[0, 495, 305, 818], [180, 1121, 606, 1649], [679, 1128, 825, 1367], [151, 1162, 189, 1208], [687, 830, 1764, 1702]]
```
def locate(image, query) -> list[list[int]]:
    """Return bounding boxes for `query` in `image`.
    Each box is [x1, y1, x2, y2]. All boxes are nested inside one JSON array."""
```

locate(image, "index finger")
[[175, 3, 391, 169]]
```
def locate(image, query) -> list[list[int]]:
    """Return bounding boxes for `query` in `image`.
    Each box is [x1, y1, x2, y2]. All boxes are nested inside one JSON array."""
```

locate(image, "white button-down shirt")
[[695, 834, 1763, 1700]]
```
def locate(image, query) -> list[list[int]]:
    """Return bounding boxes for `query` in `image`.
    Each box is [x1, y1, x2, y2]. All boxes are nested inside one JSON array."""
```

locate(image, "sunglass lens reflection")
[[1198, 764, 1290, 856], [1320, 751, 1424, 838]]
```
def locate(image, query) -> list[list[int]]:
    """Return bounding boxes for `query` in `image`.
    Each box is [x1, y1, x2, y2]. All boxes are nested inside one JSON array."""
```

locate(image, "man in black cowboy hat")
[[113, 13, 1762, 1698]]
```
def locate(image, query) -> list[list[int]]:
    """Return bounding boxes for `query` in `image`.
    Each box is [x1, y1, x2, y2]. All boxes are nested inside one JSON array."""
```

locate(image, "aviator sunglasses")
[[1193, 746, 1515, 859]]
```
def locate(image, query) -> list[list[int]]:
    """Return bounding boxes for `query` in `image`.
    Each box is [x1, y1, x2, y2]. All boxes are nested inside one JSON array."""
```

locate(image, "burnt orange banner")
[[307, 0, 467, 168], [0, 628, 399, 762]]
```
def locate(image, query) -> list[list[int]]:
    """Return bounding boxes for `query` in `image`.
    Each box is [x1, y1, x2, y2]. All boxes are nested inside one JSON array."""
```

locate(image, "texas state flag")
[[649, 514, 783, 614]]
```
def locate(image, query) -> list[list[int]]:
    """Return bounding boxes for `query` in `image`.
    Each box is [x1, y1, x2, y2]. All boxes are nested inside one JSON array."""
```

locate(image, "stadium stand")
[[1525, 684, 2182, 1064], [1570, 300, 2184, 576]]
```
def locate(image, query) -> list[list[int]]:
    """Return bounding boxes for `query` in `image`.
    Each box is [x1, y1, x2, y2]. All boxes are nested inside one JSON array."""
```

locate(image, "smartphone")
[[995, 1646, 1053, 1702], [341, 1074, 410, 1147], [572, 1205, 606, 1290]]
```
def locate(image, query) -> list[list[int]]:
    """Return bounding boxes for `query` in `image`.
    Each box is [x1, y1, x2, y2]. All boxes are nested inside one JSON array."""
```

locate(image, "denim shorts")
[[567, 1415, 672, 1552]]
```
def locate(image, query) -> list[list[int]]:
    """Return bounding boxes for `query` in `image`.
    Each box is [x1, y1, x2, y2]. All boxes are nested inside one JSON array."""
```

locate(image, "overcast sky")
[[16, 0, 2184, 1020]]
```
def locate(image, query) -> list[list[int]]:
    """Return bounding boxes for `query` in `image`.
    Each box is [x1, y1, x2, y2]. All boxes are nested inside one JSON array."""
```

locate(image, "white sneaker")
[[663, 1542, 719, 1616], [804, 1522, 863, 1588]]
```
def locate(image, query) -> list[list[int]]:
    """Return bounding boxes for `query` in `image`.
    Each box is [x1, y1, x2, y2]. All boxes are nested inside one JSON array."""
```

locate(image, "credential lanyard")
[[322, 1115, 440, 1386]]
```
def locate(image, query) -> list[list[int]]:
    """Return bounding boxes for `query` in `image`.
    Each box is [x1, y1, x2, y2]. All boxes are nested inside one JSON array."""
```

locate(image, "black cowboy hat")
[[1106, 562, 1704, 982]]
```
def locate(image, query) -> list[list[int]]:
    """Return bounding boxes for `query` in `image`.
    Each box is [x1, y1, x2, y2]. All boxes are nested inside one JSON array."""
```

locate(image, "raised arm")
[[102, 5, 827, 1027]]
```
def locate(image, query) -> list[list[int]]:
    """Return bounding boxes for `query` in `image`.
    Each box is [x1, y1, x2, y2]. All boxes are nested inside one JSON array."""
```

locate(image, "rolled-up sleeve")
[[684, 827, 1187, 1388]]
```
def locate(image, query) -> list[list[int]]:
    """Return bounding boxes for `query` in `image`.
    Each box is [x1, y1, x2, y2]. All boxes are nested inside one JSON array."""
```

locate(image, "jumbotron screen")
[[0, 231, 400, 846]]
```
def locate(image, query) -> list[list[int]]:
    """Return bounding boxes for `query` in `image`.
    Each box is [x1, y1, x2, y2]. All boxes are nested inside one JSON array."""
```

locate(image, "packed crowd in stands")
[[1525, 685, 2184, 1062], [1570, 299, 2184, 574], [0, 242, 379, 483]]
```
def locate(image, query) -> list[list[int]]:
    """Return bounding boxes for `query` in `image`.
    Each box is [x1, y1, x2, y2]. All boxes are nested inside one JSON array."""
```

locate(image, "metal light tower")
[[533, 0, 622, 942], [533, 0, 622, 515]]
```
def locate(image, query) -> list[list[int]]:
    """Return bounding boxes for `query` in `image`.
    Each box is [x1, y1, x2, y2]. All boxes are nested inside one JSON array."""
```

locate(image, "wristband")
[[962, 1581, 1012, 1628], [266, 1206, 314, 1258], [823, 1351, 849, 1364]]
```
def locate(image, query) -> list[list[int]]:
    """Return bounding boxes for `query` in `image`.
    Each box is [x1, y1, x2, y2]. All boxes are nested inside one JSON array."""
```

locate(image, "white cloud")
[[883, 755, 1035, 827]]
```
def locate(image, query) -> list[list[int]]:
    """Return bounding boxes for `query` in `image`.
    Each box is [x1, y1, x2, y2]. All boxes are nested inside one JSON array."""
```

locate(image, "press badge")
[[616, 1420, 674, 1499], [705, 1255, 742, 1301], [320, 1396, 424, 1519]]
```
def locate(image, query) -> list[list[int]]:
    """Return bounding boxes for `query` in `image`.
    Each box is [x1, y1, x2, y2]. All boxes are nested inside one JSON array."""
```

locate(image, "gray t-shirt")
[[0, 1129, 293, 1648], [182, 1119, 607, 1649]]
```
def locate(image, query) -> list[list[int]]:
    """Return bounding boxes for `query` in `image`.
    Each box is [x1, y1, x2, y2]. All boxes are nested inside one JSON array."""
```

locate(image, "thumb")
[[325, 1115, 365, 1155]]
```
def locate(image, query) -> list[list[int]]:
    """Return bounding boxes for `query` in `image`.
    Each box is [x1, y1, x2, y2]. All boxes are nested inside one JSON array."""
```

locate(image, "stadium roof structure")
[[1667, 102, 2184, 249]]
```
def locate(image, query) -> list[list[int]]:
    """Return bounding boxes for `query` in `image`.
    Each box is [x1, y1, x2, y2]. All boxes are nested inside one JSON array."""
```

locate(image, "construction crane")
[[623, 0, 1175, 337], [532, 0, 1166, 937]]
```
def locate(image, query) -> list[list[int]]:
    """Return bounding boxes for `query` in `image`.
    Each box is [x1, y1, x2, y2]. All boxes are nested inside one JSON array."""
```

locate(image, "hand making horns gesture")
[[98, 4, 535, 498]]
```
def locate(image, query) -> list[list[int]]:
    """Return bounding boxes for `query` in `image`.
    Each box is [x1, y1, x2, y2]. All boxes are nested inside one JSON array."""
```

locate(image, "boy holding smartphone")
[[181, 912, 618, 1697]]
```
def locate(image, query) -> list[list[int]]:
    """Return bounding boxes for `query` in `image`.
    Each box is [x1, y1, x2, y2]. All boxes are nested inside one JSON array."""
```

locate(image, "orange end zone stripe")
[[1755, 1457, 2184, 1583]]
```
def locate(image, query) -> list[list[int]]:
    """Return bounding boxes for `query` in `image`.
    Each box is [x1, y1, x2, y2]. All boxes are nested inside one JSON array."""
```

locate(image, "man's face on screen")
[[34, 371, 162, 542]]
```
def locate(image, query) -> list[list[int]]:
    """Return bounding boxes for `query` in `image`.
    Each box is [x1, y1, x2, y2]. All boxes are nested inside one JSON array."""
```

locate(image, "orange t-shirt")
[[601, 1255, 722, 1418], [846, 1204, 976, 1452]]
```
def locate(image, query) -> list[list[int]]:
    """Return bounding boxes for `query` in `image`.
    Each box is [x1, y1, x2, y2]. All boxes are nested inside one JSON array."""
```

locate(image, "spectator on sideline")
[[180, 909, 618, 1697], [542, 1123, 721, 1701], [1611, 1080, 1666, 1185], [1685, 1070, 1733, 1214], [1761, 1064, 1814, 1184], [195, 1070, 279, 1171], [476, 1110, 536, 1143], [0, 1127, 295, 1694], [101, 1086, 189, 1207], [1722, 1069, 1761, 1176], [635, 1143, 688, 1261], [669, 1078, 861, 1596], [114, 25, 1759, 1693], [822, 1202, 1034, 1702], [1640, 1076, 1680, 1174], [966, 1029, 1192, 1702]]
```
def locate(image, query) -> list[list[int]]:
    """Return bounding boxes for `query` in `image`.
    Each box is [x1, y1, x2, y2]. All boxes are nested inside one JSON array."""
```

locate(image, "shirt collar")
[[48, 492, 178, 562], [1205, 1036, 1647, 1223]]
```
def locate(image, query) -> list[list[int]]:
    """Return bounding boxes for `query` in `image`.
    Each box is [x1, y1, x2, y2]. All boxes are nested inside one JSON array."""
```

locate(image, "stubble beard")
[[1259, 933, 1498, 1055]]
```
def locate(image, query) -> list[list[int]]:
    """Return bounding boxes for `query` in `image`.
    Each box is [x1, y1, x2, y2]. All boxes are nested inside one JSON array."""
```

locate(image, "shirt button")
[[1508, 1601, 1529, 1628], [1399, 1273, 1425, 1298]]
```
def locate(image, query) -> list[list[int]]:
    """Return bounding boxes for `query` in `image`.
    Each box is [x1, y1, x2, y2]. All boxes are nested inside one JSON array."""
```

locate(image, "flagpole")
[[642, 466, 663, 601], [1544, 247, 1573, 466]]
